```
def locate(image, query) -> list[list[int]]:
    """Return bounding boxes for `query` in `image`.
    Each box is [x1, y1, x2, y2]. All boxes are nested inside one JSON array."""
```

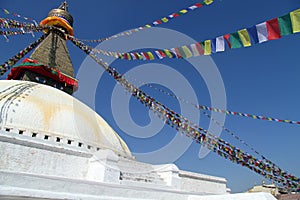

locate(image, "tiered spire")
[[7, 1, 78, 94]]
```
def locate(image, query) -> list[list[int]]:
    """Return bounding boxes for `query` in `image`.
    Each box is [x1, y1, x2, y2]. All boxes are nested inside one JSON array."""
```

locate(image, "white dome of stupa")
[[0, 80, 131, 156]]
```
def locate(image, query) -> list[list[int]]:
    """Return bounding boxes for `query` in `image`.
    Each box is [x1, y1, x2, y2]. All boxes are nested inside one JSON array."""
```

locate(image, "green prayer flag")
[[230, 32, 243, 49], [278, 14, 293, 36]]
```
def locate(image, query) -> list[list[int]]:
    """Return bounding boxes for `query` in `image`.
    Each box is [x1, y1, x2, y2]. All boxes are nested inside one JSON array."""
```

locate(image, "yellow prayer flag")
[[126, 53, 132, 60], [290, 8, 300, 33], [179, 9, 188, 14], [238, 29, 251, 47], [147, 52, 155, 60], [204, 40, 212, 55], [145, 24, 151, 28], [204, 0, 214, 5], [161, 17, 168, 23], [135, 53, 143, 60], [164, 49, 173, 58], [3, 9, 10, 14], [182, 45, 193, 58]]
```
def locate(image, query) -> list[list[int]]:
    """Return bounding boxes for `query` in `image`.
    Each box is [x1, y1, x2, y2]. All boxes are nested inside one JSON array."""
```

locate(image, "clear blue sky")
[[1, 0, 300, 193]]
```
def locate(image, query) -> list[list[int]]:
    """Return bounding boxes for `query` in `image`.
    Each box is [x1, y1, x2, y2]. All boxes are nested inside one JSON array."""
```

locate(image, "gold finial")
[[58, 1, 68, 12]]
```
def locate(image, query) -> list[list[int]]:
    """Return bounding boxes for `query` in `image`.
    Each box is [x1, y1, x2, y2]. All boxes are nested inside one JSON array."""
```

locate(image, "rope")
[[0, 34, 47, 75], [68, 35, 300, 191], [77, 1, 214, 43], [122, 74, 299, 181], [0, 8, 38, 25], [85, 8, 300, 60]]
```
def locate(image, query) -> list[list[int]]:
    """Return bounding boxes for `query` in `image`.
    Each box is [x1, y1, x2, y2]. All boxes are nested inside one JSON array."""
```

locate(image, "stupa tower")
[[7, 1, 78, 94], [0, 2, 279, 199]]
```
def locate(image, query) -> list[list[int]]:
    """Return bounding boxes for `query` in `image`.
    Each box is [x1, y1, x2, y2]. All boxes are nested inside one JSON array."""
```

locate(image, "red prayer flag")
[[196, 42, 204, 55], [195, 3, 203, 8], [156, 20, 162, 24], [224, 34, 231, 48], [175, 47, 182, 58], [123, 53, 128, 60], [158, 50, 166, 58], [266, 18, 281, 40], [173, 13, 180, 18], [142, 52, 150, 60]]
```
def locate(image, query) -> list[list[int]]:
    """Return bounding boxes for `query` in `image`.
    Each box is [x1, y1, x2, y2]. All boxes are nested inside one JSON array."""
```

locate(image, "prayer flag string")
[[0, 18, 40, 31], [68, 34, 300, 126], [87, 8, 300, 61], [124, 74, 300, 127], [121, 74, 294, 165], [69, 36, 300, 192], [0, 29, 41, 36], [0, 34, 46, 75], [121, 73, 299, 179], [0, 8, 38, 26], [76, 1, 214, 43]]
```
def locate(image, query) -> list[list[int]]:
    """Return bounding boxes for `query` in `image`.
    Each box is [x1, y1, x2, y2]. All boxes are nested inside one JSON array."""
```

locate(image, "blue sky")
[[1, 0, 300, 193]]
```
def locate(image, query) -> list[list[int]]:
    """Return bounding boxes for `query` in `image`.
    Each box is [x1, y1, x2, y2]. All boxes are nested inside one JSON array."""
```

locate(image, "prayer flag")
[[168, 50, 177, 58], [211, 39, 216, 53], [173, 13, 180, 18], [141, 52, 149, 60], [204, 0, 213, 5], [157, 20, 162, 24], [190, 43, 199, 56], [196, 42, 204, 55], [204, 40, 212, 55], [256, 22, 268, 43], [147, 52, 155, 60], [278, 14, 293, 36], [123, 53, 128, 60], [216, 36, 225, 52], [170, 48, 179, 58], [130, 53, 137, 60], [158, 50, 167, 58], [238, 29, 251, 47], [161, 17, 168, 23], [127, 53, 132, 60], [224, 34, 231, 48], [247, 26, 259, 44], [179, 45, 193, 58], [134, 53, 143, 60], [179, 9, 188, 14], [118, 53, 123, 59], [174, 48, 182, 58], [266, 18, 281, 40], [195, 3, 203, 8], [155, 50, 163, 59], [230, 32, 242, 48], [189, 5, 198, 10], [3, 9, 9, 14], [290, 8, 300, 33], [153, 20, 162, 26], [167, 15, 174, 19], [163, 49, 173, 58]]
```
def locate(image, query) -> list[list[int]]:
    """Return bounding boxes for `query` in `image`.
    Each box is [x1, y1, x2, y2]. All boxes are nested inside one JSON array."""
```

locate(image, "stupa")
[[0, 2, 276, 200]]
